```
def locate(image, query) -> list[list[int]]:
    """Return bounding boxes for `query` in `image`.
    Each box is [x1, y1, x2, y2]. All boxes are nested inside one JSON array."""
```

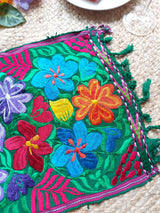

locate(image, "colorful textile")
[[0, 25, 159, 213]]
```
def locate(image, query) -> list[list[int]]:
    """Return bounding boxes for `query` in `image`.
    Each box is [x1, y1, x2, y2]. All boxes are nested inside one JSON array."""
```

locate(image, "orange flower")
[[72, 79, 122, 125]]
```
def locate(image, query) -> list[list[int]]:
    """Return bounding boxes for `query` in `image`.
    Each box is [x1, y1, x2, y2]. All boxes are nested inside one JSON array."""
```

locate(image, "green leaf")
[[0, 152, 7, 167], [72, 179, 99, 193], [0, 3, 26, 27], [0, 72, 6, 80], [97, 155, 105, 169], [65, 55, 80, 62], [104, 155, 116, 173], [23, 69, 39, 82], [89, 174, 95, 180], [3, 148, 12, 167], [12, 202, 19, 213], [21, 196, 30, 213], [103, 175, 112, 189], [0, 197, 8, 208], [114, 137, 133, 155], [95, 170, 101, 178], [95, 182, 100, 188], [37, 46, 56, 56]]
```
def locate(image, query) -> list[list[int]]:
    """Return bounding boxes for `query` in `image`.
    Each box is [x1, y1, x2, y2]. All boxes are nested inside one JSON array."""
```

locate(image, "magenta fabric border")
[[41, 171, 157, 213]]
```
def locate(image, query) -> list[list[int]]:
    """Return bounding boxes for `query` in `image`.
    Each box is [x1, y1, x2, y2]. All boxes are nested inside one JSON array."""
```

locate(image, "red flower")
[[30, 96, 53, 123], [5, 121, 53, 172]]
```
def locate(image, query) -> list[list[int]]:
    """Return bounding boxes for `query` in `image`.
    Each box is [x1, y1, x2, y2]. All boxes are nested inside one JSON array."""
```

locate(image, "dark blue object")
[[104, 128, 122, 152]]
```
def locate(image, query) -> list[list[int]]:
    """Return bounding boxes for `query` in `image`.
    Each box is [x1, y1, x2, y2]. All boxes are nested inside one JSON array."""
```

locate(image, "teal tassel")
[[87, 204, 90, 210], [146, 125, 160, 133], [142, 113, 152, 122], [129, 80, 137, 90], [154, 155, 160, 163], [139, 79, 151, 104], [121, 58, 129, 67], [112, 44, 134, 56], [104, 37, 113, 43]]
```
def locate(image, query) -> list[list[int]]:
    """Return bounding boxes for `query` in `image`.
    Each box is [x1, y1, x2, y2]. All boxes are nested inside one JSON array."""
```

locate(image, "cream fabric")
[[0, 0, 159, 212]]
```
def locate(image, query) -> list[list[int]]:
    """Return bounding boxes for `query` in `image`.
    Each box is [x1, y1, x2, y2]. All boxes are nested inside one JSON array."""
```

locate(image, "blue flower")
[[104, 128, 122, 152], [0, 76, 33, 124], [0, 170, 8, 201], [51, 121, 103, 177], [79, 58, 97, 81], [31, 54, 78, 100], [7, 174, 35, 201]]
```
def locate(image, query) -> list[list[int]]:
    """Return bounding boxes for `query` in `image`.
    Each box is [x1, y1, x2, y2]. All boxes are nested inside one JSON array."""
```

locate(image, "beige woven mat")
[[0, 0, 160, 212]]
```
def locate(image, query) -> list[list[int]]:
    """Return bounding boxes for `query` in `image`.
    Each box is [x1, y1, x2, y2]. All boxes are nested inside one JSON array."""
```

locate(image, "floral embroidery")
[[112, 144, 143, 185], [7, 173, 35, 201], [51, 121, 102, 177], [0, 26, 159, 213], [31, 54, 78, 100], [49, 98, 73, 122], [5, 120, 53, 172], [0, 76, 33, 124], [30, 96, 53, 123], [0, 123, 6, 152], [72, 79, 122, 125], [31, 168, 84, 213], [0, 170, 8, 201], [0, 50, 32, 80], [79, 58, 97, 81], [64, 35, 96, 56], [104, 128, 122, 152]]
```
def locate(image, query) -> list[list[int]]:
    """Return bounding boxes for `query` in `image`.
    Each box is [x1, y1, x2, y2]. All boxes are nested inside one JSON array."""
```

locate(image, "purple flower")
[[14, 0, 34, 10], [0, 123, 6, 152], [7, 174, 35, 201], [0, 170, 8, 201], [0, 76, 33, 124], [0, 124, 6, 152]]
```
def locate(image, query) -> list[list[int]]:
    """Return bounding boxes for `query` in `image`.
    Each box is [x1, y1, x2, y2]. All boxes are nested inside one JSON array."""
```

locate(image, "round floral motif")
[[5, 120, 53, 172], [0, 76, 33, 124], [31, 54, 78, 100], [51, 121, 103, 177], [72, 79, 122, 125]]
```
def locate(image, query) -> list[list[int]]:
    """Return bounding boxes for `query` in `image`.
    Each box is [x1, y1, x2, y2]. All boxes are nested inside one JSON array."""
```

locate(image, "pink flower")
[[30, 96, 53, 123]]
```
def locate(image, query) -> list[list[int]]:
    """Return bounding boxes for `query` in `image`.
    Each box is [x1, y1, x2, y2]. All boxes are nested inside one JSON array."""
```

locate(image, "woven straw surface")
[[0, 0, 160, 212]]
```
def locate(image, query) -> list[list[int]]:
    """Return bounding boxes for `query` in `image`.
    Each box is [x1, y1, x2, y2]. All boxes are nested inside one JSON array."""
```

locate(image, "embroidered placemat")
[[0, 25, 160, 213]]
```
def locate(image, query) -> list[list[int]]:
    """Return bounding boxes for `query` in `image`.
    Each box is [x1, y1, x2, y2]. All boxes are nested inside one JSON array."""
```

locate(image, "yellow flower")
[[0, 0, 13, 4], [49, 98, 74, 122]]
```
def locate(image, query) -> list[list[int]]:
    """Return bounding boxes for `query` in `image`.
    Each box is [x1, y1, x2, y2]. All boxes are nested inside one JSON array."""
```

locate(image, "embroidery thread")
[[0, 25, 159, 213]]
